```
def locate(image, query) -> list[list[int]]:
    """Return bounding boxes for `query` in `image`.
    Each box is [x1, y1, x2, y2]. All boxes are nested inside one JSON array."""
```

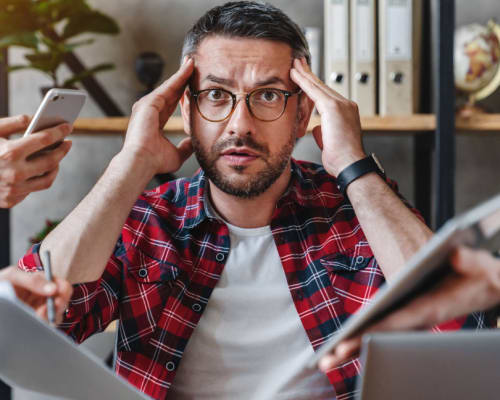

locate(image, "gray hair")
[[181, 1, 311, 65]]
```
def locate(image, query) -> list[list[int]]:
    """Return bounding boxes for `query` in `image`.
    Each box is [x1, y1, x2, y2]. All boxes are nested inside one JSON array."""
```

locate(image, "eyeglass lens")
[[196, 88, 287, 121]]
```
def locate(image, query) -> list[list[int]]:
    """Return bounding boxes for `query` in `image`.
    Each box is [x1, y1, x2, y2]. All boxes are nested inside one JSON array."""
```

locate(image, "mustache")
[[213, 136, 269, 156]]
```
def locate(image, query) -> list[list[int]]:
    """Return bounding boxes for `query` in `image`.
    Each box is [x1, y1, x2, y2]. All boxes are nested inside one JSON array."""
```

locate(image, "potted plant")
[[0, 0, 120, 91]]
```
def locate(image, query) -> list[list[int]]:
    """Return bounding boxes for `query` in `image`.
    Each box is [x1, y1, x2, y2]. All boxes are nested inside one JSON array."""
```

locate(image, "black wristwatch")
[[336, 153, 386, 196]]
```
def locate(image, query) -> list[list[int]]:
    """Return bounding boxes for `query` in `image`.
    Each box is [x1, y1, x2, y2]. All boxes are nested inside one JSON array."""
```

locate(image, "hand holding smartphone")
[[0, 89, 86, 207], [24, 88, 87, 152]]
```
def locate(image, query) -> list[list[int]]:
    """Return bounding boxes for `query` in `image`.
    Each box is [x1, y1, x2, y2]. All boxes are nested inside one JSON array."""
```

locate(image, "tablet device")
[[357, 330, 500, 400], [0, 281, 148, 400], [308, 193, 500, 367]]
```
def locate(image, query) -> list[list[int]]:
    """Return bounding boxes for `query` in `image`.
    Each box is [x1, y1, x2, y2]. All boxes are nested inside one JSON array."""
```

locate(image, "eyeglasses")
[[190, 87, 302, 122]]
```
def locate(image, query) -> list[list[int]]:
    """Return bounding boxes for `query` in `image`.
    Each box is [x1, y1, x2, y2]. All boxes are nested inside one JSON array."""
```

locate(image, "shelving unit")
[[72, 114, 500, 134], [434, 0, 456, 229]]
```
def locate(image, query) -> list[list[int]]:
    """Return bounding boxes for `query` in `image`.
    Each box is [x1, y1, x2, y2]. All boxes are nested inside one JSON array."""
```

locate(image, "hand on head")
[[0, 266, 73, 324], [0, 115, 72, 208], [289, 57, 366, 177], [122, 57, 195, 176]]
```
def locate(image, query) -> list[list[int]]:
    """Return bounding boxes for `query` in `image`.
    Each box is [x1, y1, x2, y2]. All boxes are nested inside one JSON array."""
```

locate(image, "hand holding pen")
[[0, 262, 73, 324]]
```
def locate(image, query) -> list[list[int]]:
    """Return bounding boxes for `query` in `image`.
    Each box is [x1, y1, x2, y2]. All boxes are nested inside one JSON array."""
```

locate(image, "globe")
[[454, 20, 500, 111]]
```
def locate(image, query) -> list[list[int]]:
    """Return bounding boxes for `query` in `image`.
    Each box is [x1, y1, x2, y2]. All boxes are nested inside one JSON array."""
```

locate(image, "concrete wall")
[[8, 0, 500, 262]]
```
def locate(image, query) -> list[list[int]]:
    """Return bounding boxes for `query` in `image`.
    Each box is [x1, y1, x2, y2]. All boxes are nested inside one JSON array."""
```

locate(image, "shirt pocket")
[[319, 252, 371, 273], [117, 245, 180, 352], [128, 255, 179, 283], [320, 243, 382, 315], [319, 242, 373, 273]]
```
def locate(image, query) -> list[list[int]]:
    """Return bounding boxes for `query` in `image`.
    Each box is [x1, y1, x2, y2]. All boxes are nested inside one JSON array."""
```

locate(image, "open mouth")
[[221, 148, 260, 165]]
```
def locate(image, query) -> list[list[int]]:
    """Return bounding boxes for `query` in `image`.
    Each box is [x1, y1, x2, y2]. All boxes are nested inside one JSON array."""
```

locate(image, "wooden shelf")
[[72, 114, 500, 135]]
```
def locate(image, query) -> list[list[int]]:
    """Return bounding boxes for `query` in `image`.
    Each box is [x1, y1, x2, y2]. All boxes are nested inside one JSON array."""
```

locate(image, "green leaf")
[[62, 62, 114, 87], [0, 1, 39, 36], [33, 0, 89, 24], [0, 32, 39, 49], [7, 64, 54, 83], [7, 64, 32, 72], [63, 38, 94, 52], [39, 34, 58, 50], [62, 10, 120, 39], [25, 51, 63, 73]]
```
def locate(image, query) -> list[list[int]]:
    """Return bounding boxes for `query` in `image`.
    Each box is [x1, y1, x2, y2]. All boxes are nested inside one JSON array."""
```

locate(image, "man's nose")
[[226, 98, 255, 136]]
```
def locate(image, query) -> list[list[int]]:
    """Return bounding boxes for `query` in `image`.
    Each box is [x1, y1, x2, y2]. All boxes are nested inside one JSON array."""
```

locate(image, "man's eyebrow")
[[201, 74, 288, 87], [202, 74, 235, 86]]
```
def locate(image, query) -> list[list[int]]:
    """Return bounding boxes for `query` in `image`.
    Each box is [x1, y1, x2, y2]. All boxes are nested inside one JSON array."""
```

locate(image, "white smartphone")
[[24, 88, 87, 137]]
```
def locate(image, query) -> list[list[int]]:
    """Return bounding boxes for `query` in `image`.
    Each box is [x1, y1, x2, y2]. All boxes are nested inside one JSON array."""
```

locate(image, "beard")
[[191, 123, 297, 199]]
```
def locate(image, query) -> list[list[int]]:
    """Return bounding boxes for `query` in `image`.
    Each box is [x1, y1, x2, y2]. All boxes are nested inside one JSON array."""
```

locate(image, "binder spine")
[[379, 0, 422, 115], [351, 0, 377, 116], [324, 0, 350, 98]]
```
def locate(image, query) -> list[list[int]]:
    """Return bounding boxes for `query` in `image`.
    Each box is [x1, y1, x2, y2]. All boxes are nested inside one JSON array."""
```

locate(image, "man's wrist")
[[113, 148, 158, 182], [336, 154, 386, 196], [325, 152, 367, 178]]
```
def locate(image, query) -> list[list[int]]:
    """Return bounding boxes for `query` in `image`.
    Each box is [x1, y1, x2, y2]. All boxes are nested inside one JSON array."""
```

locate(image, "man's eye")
[[257, 90, 280, 103], [207, 89, 227, 101]]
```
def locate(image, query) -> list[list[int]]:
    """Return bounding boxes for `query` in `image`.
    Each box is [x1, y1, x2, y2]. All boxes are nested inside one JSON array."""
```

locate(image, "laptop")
[[357, 330, 500, 400]]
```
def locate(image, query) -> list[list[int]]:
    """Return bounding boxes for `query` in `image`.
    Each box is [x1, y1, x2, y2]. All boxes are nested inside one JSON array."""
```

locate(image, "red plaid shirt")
[[19, 159, 489, 399]]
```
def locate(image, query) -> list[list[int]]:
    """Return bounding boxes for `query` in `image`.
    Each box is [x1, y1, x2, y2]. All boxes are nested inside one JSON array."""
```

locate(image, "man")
[[19, 2, 489, 399], [319, 245, 500, 372]]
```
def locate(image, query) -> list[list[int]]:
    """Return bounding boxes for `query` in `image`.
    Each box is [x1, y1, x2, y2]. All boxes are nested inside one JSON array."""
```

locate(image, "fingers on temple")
[[154, 58, 195, 107], [291, 58, 347, 107]]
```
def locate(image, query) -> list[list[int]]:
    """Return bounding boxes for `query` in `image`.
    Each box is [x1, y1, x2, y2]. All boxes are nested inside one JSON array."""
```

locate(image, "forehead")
[[193, 36, 294, 87]]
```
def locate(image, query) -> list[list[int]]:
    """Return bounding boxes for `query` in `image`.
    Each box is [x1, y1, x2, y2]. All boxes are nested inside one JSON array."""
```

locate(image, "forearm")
[[41, 150, 156, 283], [346, 173, 433, 280]]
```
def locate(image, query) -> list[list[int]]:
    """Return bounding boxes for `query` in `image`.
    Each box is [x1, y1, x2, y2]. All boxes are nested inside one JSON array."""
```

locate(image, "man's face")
[[181, 36, 308, 198]]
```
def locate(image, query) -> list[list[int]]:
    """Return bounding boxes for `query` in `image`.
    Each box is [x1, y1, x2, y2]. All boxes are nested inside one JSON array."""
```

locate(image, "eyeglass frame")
[[189, 86, 302, 123]]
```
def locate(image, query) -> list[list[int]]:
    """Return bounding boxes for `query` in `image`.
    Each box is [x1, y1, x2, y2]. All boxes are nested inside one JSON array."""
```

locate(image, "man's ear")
[[179, 88, 192, 136], [296, 93, 314, 139]]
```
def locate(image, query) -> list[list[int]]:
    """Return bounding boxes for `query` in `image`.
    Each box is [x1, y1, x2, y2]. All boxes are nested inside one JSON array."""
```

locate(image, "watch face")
[[371, 153, 385, 175]]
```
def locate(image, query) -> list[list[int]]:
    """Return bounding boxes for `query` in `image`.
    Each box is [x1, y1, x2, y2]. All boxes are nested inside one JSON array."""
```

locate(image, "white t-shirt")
[[169, 218, 335, 399]]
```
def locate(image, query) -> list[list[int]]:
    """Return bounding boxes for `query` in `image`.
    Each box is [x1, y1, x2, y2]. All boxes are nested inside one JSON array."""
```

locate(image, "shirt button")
[[296, 292, 304, 301], [215, 253, 225, 262], [192, 303, 202, 312], [356, 256, 364, 265], [166, 361, 176, 371], [65, 308, 73, 318], [138, 268, 148, 278]]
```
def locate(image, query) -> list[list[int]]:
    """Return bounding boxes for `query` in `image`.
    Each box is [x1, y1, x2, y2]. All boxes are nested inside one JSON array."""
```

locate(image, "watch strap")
[[336, 154, 385, 195]]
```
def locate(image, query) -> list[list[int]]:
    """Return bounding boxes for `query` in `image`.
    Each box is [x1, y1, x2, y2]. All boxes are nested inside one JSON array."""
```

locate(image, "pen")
[[41, 250, 56, 326]]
